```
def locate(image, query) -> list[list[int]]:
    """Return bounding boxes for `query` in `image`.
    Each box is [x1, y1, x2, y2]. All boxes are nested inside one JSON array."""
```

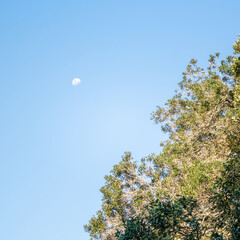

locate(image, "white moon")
[[72, 78, 81, 86]]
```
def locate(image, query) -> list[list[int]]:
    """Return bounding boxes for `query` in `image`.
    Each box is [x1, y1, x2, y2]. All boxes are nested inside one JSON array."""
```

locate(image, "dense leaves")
[[117, 197, 203, 240], [210, 152, 240, 239]]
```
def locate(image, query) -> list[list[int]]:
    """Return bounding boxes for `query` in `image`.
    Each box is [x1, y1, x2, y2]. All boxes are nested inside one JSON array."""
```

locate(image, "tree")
[[84, 36, 240, 239]]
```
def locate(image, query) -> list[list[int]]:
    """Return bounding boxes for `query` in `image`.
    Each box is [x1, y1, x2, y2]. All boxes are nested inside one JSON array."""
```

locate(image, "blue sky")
[[0, 1, 239, 239]]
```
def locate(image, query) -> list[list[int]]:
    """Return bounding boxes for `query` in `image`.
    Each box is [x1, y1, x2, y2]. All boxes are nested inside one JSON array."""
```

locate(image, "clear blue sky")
[[0, 1, 239, 239]]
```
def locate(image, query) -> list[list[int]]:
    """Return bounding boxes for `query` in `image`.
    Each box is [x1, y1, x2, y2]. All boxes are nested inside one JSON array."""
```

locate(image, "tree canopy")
[[84, 36, 240, 240]]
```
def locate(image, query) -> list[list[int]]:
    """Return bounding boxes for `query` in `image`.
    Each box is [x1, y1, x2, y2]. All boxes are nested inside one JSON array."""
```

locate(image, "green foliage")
[[117, 197, 203, 240], [180, 160, 219, 197], [210, 152, 240, 239], [116, 217, 157, 240], [84, 152, 168, 239], [84, 210, 106, 239]]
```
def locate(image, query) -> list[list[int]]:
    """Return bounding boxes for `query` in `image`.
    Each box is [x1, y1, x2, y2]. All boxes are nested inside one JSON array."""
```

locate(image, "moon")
[[72, 78, 81, 86]]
